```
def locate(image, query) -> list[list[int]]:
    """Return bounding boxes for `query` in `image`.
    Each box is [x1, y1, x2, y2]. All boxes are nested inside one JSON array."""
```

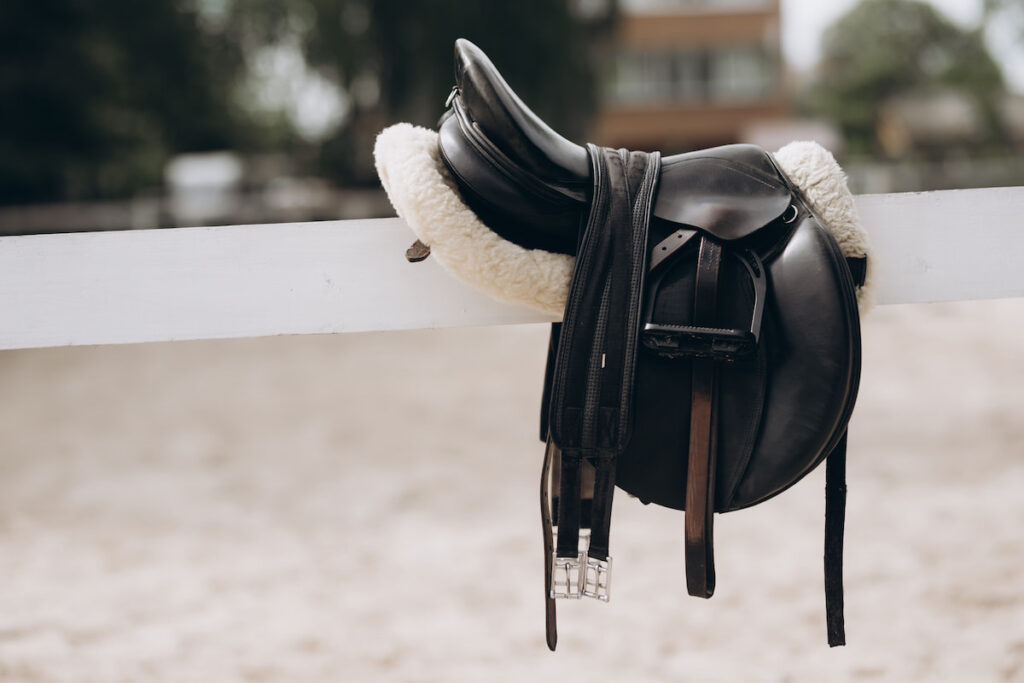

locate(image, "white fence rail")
[[1, 187, 1023, 351]]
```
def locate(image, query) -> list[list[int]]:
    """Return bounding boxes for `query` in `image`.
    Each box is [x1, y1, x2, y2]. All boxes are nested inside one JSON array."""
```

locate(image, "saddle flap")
[[655, 152, 792, 241]]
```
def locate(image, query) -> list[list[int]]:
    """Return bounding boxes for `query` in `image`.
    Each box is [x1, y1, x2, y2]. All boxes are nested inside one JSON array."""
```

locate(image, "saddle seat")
[[440, 38, 793, 255]]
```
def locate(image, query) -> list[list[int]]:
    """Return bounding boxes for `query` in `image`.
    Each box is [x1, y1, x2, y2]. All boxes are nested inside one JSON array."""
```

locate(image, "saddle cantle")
[[375, 38, 871, 652]]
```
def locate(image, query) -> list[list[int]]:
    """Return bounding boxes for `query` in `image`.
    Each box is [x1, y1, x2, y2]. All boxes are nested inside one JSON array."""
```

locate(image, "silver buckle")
[[549, 528, 612, 601], [582, 556, 612, 602], [550, 552, 585, 599]]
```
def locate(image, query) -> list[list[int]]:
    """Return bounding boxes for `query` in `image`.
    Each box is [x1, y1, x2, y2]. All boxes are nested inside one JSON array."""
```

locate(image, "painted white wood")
[[0, 219, 553, 351], [0, 186, 1022, 350], [855, 187, 1024, 305]]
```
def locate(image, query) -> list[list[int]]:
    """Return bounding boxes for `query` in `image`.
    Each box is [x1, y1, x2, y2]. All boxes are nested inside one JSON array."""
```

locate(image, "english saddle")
[[377, 38, 869, 651]]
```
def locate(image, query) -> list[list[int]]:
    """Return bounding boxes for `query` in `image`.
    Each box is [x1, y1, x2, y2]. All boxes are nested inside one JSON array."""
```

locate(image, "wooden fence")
[[1, 187, 1023, 351]]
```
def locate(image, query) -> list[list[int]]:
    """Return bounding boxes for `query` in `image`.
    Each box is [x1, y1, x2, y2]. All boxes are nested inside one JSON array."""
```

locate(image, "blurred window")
[[675, 51, 707, 101], [708, 47, 772, 101], [608, 45, 773, 105], [612, 51, 676, 103]]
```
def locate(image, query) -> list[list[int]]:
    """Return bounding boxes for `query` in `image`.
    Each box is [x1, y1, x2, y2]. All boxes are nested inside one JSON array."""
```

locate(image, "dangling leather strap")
[[684, 237, 723, 599], [539, 324, 561, 443], [824, 431, 848, 646], [587, 458, 616, 562], [541, 441, 602, 651], [540, 437, 559, 651], [554, 450, 583, 560]]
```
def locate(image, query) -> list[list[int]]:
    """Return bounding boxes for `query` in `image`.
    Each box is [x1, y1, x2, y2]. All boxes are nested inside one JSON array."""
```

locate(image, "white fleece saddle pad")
[[374, 123, 874, 316]]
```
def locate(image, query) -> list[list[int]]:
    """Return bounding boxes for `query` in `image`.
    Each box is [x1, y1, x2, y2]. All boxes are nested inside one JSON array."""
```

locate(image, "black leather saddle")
[[435, 39, 863, 650]]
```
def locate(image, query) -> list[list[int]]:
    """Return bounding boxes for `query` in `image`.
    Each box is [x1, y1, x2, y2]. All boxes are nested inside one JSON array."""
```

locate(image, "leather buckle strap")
[[541, 146, 658, 648], [684, 236, 723, 599], [541, 440, 612, 651], [685, 357, 718, 598], [549, 457, 614, 604]]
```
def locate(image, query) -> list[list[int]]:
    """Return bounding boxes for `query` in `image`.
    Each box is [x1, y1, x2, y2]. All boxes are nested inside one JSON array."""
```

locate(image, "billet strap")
[[539, 323, 561, 442], [684, 237, 723, 599], [824, 431, 849, 646]]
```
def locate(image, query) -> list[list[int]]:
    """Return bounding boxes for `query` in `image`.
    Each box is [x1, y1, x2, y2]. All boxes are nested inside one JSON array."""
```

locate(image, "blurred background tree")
[[221, 0, 615, 184], [3, 0, 1021, 214], [0, 0, 614, 205], [805, 0, 1007, 158], [0, 0, 247, 204]]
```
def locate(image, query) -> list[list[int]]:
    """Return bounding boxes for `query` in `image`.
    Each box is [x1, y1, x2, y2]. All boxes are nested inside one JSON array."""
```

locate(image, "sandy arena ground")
[[0, 299, 1022, 682]]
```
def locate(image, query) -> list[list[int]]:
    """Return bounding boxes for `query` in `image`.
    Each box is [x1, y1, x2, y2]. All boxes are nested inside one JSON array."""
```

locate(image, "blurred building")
[[596, 0, 789, 152], [877, 90, 987, 159]]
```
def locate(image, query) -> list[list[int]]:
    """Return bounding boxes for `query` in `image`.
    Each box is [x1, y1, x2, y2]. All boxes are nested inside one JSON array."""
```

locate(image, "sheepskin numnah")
[[374, 124, 874, 315]]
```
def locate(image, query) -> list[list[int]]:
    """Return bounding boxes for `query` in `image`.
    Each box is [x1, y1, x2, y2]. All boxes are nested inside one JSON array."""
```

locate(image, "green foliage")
[[0, 0, 613, 202], [805, 0, 1006, 156], [228, 0, 615, 183], [0, 0, 248, 203]]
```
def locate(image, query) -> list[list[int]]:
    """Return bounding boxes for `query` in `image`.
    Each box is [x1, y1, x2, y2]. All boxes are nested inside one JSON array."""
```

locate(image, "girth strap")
[[548, 145, 660, 455], [548, 145, 660, 562], [542, 145, 660, 647], [684, 237, 723, 598]]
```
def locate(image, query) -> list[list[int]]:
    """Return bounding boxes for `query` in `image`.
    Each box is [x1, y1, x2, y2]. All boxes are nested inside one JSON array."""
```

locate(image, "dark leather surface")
[[440, 38, 861, 513], [615, 209, 859, 511], [438, 112, 582, 254], [443, 39, 792, 249], [548, 146, 659, 454], [684, 237, 723, 599], [438, 39, 862, 648], [656, 151, 791, 241], [453, 39, 589, 195], [730, 213, 860, 508]]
